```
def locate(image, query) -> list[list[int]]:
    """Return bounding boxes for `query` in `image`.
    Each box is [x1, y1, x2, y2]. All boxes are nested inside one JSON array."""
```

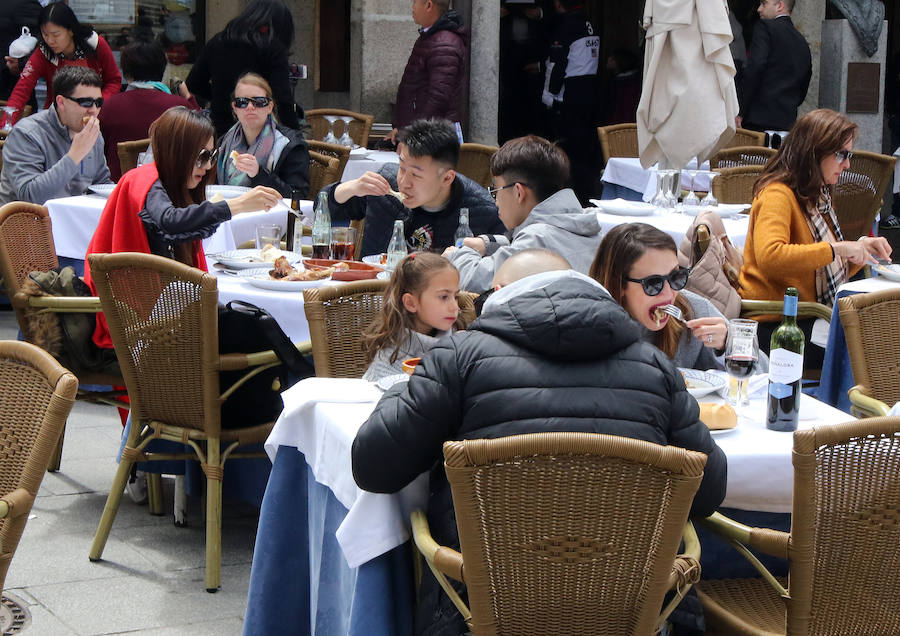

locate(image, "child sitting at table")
[[362, 252, 464, 382]]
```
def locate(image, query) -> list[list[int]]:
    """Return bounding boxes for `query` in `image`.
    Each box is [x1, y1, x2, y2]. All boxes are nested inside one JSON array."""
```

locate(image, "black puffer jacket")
[[394, 11, 468, 129], [245, 124, 310, 198], [352, 274, 727, 635]]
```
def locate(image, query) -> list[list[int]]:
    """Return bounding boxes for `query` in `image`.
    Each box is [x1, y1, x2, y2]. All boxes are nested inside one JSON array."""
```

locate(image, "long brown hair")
[[754, 108, 858, 213], [363, 253, 463, 364], [149, 106, 216, 208], [589, 223, 692, 359]]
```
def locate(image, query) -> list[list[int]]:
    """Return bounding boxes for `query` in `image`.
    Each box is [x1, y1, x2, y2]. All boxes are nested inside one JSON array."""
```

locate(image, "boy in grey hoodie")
[[443, 135, 602, 292]]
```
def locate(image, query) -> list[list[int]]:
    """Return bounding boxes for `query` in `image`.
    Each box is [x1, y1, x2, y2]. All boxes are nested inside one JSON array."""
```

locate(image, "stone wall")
[[791, 0, 826, 117]]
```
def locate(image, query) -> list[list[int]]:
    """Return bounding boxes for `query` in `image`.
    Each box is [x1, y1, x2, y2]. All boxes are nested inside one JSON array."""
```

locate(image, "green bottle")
[[766, 287, 805, 431]]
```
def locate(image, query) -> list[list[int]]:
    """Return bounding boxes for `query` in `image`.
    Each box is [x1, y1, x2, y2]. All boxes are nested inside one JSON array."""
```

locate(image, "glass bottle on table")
[[311, 191, 331, 259], [766, 287, 805, 432], [454, 207, 473, 247], [286, 188, 301, 252], [386, 220, 407, 270]]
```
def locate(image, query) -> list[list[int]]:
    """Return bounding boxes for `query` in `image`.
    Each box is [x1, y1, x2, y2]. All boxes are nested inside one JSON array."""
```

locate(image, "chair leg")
[[89, 454, 133, 561], [147, 473, 164, 515], [47, 422, 66, 472], [204, 442, 223, 592], [173, 475, 187, 527]]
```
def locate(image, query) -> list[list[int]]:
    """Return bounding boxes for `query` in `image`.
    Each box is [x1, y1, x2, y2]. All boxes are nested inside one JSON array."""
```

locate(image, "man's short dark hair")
[[397, 119, 460, 169], [433, 0, 451, 13], [53, 66, 103, 99], [490, 135, 570, 203], [120, 40, 168, 82]]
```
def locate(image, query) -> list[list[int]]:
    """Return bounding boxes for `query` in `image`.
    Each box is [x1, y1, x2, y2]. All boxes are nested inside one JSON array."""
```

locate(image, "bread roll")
[[699, 402, 737, 430]]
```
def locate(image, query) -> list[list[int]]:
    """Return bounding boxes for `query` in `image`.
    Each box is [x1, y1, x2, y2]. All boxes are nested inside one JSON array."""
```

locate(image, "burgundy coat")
[[394, 11, 468, 129]]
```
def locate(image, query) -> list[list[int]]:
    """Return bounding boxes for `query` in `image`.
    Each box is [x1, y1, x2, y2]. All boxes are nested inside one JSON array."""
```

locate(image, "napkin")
[[281, 377, 382, 415]]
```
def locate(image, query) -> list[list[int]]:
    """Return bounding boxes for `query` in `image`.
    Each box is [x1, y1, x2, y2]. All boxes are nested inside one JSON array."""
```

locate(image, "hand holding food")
[[231, 152, 261, 177], [227, 185, 282, 214], [333, 171, 393, 203], [67, 116, 101, 164], [686, 316, 728, 350]]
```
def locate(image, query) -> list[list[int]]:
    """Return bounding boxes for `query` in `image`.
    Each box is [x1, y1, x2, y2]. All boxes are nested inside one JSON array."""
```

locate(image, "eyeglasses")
[[834, 150, 853, 163], [63, 94, 103, 108], [625, 266, 690, 296], [232, 96, 272, 109], [196, 148, 218, 168], [488, 182, 528, 200]]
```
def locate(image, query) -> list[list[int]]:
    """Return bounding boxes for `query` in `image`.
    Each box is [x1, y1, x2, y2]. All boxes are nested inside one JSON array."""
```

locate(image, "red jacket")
[[7, 32, 121, 114]]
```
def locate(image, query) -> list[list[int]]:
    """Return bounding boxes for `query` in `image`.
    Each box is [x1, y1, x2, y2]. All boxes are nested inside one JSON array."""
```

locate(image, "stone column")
[[790, 0, 827, 118], [467, 0, 499, 145]]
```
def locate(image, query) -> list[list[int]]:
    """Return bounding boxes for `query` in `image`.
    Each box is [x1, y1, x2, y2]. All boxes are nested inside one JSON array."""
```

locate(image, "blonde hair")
[[233, 72, 277, 121]]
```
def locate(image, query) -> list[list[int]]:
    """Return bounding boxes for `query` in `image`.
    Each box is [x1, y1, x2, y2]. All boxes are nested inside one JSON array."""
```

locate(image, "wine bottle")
[[386, 220, 407, 270], [454, 208, 473, 247], [311, 191, 331, 259], [766, 287, 805, 431], [286, 188, 300, 252]]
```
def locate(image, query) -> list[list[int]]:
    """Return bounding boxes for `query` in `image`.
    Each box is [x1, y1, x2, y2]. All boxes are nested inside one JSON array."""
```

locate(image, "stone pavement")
[[0, 309, 257, 635]]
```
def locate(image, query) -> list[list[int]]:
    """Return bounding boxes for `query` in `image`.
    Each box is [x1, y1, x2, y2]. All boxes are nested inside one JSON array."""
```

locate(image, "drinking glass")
[[700, 172, 719, 207], [255, 224, 282, 250], [650, 170, 668, 211], [666, 170, 682, 212], [330, 226, 357, 260], [724, 319, 759, 409], [323, 115, 339, 144], [682, 170, 700, 209], [1, 106, 18, 133], [338, 116, 354, 146]]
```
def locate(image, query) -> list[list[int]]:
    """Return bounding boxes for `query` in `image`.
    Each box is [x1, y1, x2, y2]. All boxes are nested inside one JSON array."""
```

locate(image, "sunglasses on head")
[[64, 94, 103, 108], [626, 266, 690, 296], [232, 96, 272, 109], [196, 148, 218, 168]]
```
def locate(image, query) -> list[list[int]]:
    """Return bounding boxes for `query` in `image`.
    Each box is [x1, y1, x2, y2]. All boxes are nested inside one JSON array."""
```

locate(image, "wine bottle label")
[[769, 382, 793, 399], [769, 348, 802, 384]]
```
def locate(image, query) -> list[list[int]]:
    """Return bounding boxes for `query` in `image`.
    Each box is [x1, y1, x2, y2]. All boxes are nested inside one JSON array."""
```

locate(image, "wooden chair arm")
[[740, 299, 832, 321], [411, 509, 472, 624], [0, 487, 34, 520], [21, 293, 103, 313], [218, 341, 313, 372], [848, 385, 890, 418], [657, 522, 701, 631]]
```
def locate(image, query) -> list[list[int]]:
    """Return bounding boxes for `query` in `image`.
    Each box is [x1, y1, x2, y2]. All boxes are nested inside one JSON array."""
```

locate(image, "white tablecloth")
[[602, 157, 712, 201], [594, 209, 750, 249], [341, 150, 400, 183]]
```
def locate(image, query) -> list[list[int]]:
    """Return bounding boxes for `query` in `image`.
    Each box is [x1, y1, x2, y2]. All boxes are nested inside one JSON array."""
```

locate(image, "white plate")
[[376, 270, 391, 280], [362, 254, 387, 266], [680, 203, 750, 219], [349, 147, 370, 159], [211, 249, 304, 270], [375, 373, 409, 391], [874, 263, 900, 282], [88, 183, 117, 197], [679, 368, 727, 398], [710, 428, 738, 436], [206, 185, 251, 201], [590, 198, 656, 217], [237, 267, 331, 291]]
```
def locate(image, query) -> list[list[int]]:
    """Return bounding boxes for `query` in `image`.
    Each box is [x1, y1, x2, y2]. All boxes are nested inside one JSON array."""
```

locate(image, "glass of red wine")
[[724, 319, 759, 409]]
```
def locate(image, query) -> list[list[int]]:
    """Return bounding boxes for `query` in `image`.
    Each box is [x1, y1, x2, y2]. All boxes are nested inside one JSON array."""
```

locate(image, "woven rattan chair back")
[[457, 143, 498, 188], [597, 123, 638, 166], [88, 252, 218, 433], [307, 140, 350, 182], [303, 279, 388, 378], [832, 150, 896, 242], [709, 145, 776, 169], [117, 138, 150, 176], [723, 128, 766, 148], [712, 165, 763, 205], [308, 151, 341, 201], [0, 203, 58, 326], [839, 289, 900, 408], [0, 341, 77, 590], [444, 432, 706, 635], [306, 109, 375, 148], [787, 418, 900, 634]]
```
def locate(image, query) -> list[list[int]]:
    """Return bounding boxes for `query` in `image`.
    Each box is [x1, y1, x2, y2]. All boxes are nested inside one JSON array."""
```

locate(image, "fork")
[[660, 304, 686, 324]]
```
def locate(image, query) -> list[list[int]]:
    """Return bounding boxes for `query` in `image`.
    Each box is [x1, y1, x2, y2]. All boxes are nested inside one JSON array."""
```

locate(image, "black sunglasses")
[[834, 149, 853, 163], [196, 148, 218, 168], [63, 94, 103, 108], [626, 266, 690, 296], [232, 96, 272, 109]]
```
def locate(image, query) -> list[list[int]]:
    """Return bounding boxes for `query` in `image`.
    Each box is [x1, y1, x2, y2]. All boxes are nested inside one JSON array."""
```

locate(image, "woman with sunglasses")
[[85, 106, 281, 348], [216, 73, 309, 197], [739, 108, 891, 359], [590, 223, 729, 371], [5, 3, 121, 122]]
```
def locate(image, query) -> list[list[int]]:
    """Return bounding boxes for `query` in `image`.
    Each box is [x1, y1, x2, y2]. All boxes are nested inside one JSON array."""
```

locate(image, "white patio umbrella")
[[637, 0, 739, 169]]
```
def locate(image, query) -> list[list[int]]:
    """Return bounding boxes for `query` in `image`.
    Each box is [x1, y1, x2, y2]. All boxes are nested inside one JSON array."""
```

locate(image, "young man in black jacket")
[[353, 249, 727, 636], [325, 118, 504, 257]]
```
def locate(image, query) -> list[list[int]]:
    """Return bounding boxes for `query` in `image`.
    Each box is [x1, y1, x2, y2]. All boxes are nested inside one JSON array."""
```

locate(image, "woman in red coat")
[[6, 3, 121, 120]]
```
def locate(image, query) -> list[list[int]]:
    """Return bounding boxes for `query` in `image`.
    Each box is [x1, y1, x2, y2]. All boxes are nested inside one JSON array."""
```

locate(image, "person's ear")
[[401, 292, 419, 314], [54, 94, 65, 110], [514, 182, 528, 203], [441, 168, 455, 187]]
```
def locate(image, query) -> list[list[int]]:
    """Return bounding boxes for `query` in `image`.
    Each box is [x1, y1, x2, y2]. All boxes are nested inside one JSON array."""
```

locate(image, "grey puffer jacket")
[[353, 273, 727, 636]]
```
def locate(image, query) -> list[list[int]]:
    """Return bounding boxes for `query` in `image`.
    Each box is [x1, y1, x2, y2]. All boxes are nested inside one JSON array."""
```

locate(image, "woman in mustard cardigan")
[[739, 108, 892, 361]]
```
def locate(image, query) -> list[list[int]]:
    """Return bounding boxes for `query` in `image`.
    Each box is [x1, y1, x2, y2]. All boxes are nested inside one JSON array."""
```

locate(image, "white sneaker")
[[126, 469, 148, 505]]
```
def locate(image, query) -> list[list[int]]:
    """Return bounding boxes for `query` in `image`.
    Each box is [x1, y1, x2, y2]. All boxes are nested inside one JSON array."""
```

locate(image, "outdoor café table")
[[244, 376, 854, 634], [592, 207, 750, 250], [341, 149, 400, 183], [816, 276, 900, 414], [601, 157, 712, 202]]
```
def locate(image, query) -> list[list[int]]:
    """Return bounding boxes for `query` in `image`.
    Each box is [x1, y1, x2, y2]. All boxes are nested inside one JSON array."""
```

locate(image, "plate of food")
[[873, 263, 900, 282], [303, 258, 383, 281], [590, 198, 656, 217], [212, 246, 303, 270], [699, 402, 738, 433], [237, 257, 336, 290], [679, 368, 727, 398], [362, 253, 388, 266], [206, 185, 251, 202], [88, 183, 117, 197]]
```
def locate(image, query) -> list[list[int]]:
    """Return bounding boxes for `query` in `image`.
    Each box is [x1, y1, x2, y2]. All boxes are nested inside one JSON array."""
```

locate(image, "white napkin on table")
[[281, 377, 381, 414]]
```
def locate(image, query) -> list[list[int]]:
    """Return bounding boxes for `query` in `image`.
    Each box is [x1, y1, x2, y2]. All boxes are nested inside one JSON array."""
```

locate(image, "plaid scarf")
[[804, 188, 846, 306], [217, 115, 278, 187]]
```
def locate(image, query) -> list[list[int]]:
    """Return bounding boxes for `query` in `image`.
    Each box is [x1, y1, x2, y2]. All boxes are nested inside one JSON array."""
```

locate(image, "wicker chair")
[[86, 252, 307, 591], [696, 417, 900, 635], [709, 146, 776, 170], [306, 109, 374, 149], [832, 150, 896, 242], [307, 140, 350, 182], [712, 165, 764, 205], [457, 143, 498, 188], [723, 128, 766, 148], [412, 432, 705, 635], [117, 138, 150, 176], [308, 151, 342, 200], [597, 123, 638, 166], [0, 341, 77, 592], [838, 288, 900, 418]]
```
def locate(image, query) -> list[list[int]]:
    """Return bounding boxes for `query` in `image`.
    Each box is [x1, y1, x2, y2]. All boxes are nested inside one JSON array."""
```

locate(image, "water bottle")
[[454, 208, 473, 247], [312, 191, 331, 259], [386, 220, 407, 269], [286, 188, 301, 252], [766, 287, 805, 431]]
